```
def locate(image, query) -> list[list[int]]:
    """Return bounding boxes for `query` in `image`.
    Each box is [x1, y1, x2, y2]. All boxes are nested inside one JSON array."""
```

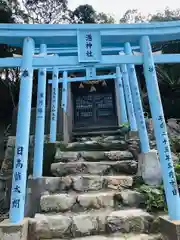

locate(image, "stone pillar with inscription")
[[50, 67, 59, 143], [33, 44, 47, 178], [140, 35, 180, 220], [9, 37, 34, 223]]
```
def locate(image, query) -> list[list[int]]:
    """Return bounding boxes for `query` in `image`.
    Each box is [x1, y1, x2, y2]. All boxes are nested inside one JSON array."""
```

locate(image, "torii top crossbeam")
[[1, 21, 180, 47]]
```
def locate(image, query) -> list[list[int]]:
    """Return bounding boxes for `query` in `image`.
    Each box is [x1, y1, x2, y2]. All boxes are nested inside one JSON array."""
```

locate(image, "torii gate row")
[[1, 22, 179, 224]]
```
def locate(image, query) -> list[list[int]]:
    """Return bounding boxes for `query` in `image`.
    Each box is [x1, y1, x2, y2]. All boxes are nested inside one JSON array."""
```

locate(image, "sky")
[[68, 0, 180, 21]]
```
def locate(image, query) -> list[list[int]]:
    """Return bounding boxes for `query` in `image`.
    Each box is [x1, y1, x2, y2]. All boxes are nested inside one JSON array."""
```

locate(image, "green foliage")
[[175, 163, 180, 183], [137, 184, 167, 212], [70, 4, 114, 24], [136, 160, 180, 213]]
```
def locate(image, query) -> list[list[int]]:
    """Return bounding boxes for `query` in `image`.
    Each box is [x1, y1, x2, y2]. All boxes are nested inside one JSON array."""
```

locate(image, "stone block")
[[40, 193, 76, 212], [0, 218, 29, 240], [51, 160, 137, 177], [127, 131, 139, 139], [33, 213, 72, 239], [137, 150, 162, 186], [160, 215, 180, 240]]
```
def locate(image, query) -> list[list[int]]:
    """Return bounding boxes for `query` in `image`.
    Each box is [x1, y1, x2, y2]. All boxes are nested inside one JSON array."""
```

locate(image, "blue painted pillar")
[[33, 44, 47, 178], [50, 67, 59, 143], [62, 71, 69, 143], [61, 71, 68, 112], [115, 66, 128, 124], [124, 42, 150, 152], [120, 60, 137, 131], [9, 37, 34, 223], [140, 36, 180, 220]]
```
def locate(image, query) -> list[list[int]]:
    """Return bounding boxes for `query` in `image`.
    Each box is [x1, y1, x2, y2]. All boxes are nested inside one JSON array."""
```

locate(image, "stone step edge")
[[51, 161, 137, 175], [33, 209, 157, 238], [35, 208, 153, 219], [40, 190, 145, 213], [37, 175, 134, 192], [52, 161, 136, 165], [40, 233, 162, 240], [54, 150, 134, 161]]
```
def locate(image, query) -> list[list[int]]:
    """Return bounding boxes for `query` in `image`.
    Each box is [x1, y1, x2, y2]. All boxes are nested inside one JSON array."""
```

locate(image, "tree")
[[21, 0, 69, 23], [70, 4, 114, 24], [120, 9, 147, 23]]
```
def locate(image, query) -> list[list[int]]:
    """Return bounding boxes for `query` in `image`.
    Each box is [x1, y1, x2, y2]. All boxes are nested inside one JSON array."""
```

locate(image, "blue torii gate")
[[0, 22, 179, 223]]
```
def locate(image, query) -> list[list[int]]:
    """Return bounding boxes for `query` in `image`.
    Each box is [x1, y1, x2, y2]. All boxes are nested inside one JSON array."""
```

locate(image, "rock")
[[72, 175, 133, 192], [51, 161, 137, 177], [104, 151, 133, 160], [120, 190, 145, 207], [127, 139, 140, 160], [34, 213, 72, 238], [72, 175, 105, 192], [77, 192, 114, 209], [6, 136, 16, 147], [167, 118, 180, 138], [55, 150, 81, 162], [65, 140, 128, 151], [105, 176, 133, 190], [172, 152, 179, 165], [43, 176, 72, 193], [40, 194, 76, 212], [107, 209, 154, 233], [72, 213, 99, 237], [54, 150, 133, 163], [67, 234, 162, 240]]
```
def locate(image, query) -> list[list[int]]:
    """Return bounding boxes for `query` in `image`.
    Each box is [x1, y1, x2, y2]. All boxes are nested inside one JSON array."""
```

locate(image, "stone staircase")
[[30, 134, 162, 240]]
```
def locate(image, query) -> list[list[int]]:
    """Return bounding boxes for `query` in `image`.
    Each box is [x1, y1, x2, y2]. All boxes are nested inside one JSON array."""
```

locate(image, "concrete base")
[[0, 218, 28, 240], [137, 150, 162, 186], [160, 216, 180, 240], [25, 177, 47, 218]]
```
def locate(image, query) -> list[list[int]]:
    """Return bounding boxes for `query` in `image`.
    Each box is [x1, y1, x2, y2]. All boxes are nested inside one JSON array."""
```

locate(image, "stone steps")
[[40, 233, 162, 240], [51, 161, 137, 177], [42, 175, 134, 193], [32, 209, 157, 239], [56, 139, 128, 152], [40, 190, 145, 213], [54, 150, 133, 163]]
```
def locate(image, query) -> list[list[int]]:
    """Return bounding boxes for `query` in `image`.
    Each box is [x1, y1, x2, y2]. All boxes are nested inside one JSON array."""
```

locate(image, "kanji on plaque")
[[77, 30, 101, 62]]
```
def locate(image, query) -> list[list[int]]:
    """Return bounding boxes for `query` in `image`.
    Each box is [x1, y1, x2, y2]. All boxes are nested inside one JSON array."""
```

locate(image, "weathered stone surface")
[[72, 175, 105, 192], [55, 150, 81, 162], [72, 213, 99, 237], [40, 193, 76, 212], [119, 190, 145, 207], [51, 161, 137, 177], [105, 175, 133, 190], [54, 150, 133, 163], [34, 213, 72, 238], [77, 192, 114, 209], [0, 218, 29, 240], [107, 209, 154, 233], [33, 209, 155, 238], [43, 176, 73, 193], [35, 175, 133, 194], [72, 175, 133, 192], [69, 234, 162, 240], [57, 140, 128, 152], [39, 190, 146, 213]]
